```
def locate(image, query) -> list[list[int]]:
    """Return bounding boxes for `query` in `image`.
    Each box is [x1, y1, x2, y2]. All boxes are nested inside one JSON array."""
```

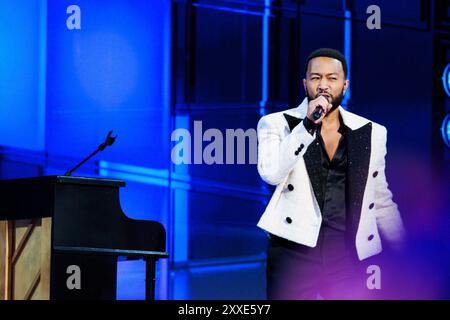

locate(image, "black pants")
[[266, 226, 376, 300]]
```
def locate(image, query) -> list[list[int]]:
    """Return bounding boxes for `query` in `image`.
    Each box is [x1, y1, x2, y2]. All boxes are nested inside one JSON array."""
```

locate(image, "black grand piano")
[[0, 175, 168, 300]]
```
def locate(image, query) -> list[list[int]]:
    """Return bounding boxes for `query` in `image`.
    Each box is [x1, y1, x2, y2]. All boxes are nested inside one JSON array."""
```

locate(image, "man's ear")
[[303, 78, 307, 93], [343, 79, 349, 95]]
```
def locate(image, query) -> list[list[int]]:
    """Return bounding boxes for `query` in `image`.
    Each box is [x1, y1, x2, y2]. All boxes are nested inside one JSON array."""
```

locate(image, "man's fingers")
[[319, 95, 328, 106]]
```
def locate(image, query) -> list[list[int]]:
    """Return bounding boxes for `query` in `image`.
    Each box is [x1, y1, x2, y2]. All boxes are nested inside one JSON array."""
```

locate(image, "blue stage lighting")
[[441, 114, 450, 148], [442, 64, 450, 97]]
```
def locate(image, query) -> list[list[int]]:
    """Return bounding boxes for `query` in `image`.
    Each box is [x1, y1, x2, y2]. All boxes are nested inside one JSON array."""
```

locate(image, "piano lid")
[[0, 175, 125, 188]]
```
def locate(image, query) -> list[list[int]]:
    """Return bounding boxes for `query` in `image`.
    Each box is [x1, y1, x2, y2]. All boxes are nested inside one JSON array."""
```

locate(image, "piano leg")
[[145, 258, 156, 300]]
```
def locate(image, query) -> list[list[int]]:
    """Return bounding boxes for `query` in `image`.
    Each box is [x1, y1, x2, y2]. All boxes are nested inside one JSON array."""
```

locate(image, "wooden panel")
[[0, 218, 52, 300], [0, 221, 6, 300], [39, 218, 52, 299], [13, 219, 41, 299], [0, 221, 13, 300]]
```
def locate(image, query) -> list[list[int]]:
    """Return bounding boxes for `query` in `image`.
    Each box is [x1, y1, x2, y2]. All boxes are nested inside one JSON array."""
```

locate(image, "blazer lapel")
[[346, 122, 372, 239], [283, 113, 302, 132], [303, 140, 325, 212]]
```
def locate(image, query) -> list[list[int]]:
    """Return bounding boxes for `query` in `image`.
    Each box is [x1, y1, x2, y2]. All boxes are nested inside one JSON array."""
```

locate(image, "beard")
[[306, 88, 345, 115]]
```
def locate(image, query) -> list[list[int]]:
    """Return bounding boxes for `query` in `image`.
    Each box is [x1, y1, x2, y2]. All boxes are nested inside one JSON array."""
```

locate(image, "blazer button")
[[369, 203, 375, 209], [287, 184, 294, 191], [294, 150, 299, 156], [368, 234, 374, 241], [285, 217, 292, 224], [299, 144, 304, 151], [373, 171, 378, 178]]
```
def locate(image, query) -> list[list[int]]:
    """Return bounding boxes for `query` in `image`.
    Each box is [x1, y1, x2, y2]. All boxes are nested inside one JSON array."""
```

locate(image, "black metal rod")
[[145, 258, 156, 300], [64, 148, 101, 176]]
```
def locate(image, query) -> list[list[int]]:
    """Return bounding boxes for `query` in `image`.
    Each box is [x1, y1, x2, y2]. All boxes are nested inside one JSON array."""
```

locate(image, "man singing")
[[257, 48, 406, 299]]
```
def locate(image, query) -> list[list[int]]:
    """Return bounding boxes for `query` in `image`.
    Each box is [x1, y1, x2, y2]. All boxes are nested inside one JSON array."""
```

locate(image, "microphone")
[[64, 130, 117, 176], [312, 107, 323, 120], [312, 94, 330, 120]]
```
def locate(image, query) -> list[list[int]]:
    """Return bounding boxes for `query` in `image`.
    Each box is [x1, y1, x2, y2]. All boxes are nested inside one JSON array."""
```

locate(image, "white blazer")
[[257, 98, 406, 261]]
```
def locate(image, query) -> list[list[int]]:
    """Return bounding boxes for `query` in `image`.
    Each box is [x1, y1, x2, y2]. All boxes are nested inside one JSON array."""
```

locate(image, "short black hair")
[[304, 48, 348, 79]]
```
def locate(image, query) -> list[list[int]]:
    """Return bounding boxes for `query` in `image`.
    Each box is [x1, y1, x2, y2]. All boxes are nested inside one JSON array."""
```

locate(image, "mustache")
[[307, 90, 344, 101], [306, 92, 338, 103]]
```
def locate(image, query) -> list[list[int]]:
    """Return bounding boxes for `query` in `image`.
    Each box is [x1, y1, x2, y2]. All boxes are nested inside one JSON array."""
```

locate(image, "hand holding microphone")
[[307, 95, 332, 124], [313, 107, 323, 120]]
